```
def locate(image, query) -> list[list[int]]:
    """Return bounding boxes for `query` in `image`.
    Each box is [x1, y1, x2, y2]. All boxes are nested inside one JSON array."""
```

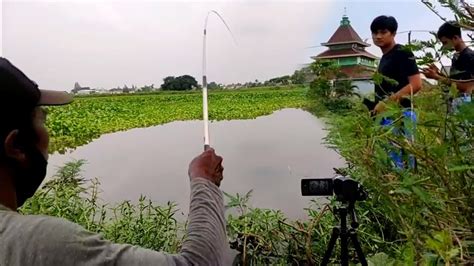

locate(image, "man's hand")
[[188, 148, 224, 187], [373, 101, 387, 114], [422, 64, 441, 80], [389, 93, 400, 102]]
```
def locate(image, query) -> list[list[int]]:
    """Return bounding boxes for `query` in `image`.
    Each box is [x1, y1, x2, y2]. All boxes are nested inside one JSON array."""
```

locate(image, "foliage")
[[224, 190, 395, 265], [301, 2, 474, 263], [422, 0, 474, 33], [307, 60, 359, 113], [261, 67, 310, 87], [266, 75, 292, 85], [140, 84, 156, 92], [45, 86, 309, 154], [207, 81, 223, 90], [290, 68, 309, 85], [323, 89, 473, 264], [161, 75, 198, 91]]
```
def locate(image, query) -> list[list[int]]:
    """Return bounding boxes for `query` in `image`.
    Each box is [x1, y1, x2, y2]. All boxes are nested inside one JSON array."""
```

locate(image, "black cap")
[[0, 57, 73, 110]]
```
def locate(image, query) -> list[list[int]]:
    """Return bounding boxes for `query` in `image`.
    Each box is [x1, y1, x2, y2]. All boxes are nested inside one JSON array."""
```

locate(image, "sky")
[[1, 0, 456, 91]]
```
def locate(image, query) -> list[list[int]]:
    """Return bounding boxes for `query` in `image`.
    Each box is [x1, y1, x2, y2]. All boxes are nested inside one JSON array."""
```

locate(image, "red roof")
[[313, 47, 377, 60], [324, 25, 366, 45], [321, 15, 369, 47]]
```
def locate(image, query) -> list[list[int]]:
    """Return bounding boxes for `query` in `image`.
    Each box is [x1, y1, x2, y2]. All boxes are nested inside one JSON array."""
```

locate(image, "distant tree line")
[[88, 67, 310, 94]]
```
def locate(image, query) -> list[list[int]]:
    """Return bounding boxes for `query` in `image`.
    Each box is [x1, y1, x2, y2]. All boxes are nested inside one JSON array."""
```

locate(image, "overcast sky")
[[1, 0, 455, 91]]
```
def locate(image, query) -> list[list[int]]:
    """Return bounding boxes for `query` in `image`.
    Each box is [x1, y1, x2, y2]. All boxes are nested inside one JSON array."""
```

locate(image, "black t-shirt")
[[450, 47, 474, 80], [375, 44, 419, 103]]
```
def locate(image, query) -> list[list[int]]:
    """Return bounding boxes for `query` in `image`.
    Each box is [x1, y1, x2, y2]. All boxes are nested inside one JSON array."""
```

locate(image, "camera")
[[301, 175, 367, 202], [300, 173, 369, 265]]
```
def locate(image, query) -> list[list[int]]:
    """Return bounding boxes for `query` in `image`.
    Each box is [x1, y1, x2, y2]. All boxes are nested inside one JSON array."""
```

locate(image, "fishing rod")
[[201, 10, 237, 150]]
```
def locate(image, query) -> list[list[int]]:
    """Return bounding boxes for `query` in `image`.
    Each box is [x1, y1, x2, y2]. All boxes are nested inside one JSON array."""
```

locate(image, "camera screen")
[[301, 178, 333, 196]]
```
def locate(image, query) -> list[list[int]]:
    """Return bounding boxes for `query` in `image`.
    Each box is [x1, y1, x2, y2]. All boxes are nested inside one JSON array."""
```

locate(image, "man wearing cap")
[[0, 57, 227, 265]]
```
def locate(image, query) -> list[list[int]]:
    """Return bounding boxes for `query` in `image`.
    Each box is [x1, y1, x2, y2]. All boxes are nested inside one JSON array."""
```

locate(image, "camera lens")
[[301, 178, 333, 196]]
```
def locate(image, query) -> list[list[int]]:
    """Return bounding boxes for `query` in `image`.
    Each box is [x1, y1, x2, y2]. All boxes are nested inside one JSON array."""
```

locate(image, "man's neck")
[[381, 42, 397, 55], [455, 41, 467, 53], [0, 167, 18, 211]]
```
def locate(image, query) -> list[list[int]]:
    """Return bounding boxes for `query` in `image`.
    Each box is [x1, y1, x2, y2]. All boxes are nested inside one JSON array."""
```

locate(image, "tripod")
[[321, 202, 367, 266]]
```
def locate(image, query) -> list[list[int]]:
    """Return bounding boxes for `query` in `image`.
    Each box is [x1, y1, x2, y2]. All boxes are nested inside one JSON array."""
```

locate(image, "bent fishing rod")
[[201, 10, 237, 150]]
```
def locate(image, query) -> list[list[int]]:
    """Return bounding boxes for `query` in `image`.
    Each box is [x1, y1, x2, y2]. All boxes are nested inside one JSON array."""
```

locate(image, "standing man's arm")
[[390, 74, 422, 102], [390, 51, 422, 102]]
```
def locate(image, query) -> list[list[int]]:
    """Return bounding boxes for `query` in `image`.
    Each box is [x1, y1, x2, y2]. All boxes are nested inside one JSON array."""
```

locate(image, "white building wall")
[[352, 80, 374, 96]]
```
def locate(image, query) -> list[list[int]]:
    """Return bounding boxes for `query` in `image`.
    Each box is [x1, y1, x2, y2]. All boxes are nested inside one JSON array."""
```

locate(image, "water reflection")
[[47, 108, 344, 220]]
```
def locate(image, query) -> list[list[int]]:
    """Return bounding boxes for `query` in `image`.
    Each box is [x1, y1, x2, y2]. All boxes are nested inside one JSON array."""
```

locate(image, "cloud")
[[3, 1, 334, 90], [4, 0, 454, 90]]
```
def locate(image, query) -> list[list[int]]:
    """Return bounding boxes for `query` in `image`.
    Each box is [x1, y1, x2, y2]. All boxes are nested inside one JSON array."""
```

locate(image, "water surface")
[[47, 108, 344, 219]]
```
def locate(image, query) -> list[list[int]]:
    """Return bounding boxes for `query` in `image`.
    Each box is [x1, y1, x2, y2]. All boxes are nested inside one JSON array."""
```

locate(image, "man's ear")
[[4, 130, 27, 163]]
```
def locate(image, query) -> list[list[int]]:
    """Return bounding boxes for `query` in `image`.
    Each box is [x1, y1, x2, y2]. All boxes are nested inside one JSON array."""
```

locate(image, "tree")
[[307, 60, 359, 112], [267, 75, 291, 85], [422, 0, 474, 32], [207, 81, 222, 90], [123, 85, 130, 93], [161, 77, 176, 90], [140, 84, 155, 92], [161, 75, 198, 91], [290, 69, 307, 85]]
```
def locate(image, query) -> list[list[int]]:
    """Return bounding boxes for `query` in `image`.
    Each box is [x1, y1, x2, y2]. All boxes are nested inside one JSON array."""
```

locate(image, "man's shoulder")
[[3, 210, 81, 227], [1, 211, 87, 244], [461, 47, 474, 59], [0, 211, 98, 265], [393, 44, 416, 59]]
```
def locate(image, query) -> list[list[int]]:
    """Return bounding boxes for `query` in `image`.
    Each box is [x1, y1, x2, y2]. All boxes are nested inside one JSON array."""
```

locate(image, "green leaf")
[[447, 165, 474, 171], [367, 253, 396, 266]]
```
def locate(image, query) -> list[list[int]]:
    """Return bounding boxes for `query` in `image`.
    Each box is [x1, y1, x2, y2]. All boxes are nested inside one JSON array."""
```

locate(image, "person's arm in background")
[[9, 149, 227, 266], [422, 63, 474, 93]]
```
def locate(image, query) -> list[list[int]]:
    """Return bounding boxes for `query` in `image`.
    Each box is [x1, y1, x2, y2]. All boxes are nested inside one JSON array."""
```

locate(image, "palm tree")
[[333, 79, 360, 99]]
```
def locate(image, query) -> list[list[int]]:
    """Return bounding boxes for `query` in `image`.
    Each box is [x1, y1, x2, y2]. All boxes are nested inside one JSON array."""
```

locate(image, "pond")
[[47, 108, 344, 220]]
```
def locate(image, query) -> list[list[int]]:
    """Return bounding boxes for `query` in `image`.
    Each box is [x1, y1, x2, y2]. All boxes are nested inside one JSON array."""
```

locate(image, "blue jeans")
[[381, 109, 417, 170], [451, 93, 472, 113]]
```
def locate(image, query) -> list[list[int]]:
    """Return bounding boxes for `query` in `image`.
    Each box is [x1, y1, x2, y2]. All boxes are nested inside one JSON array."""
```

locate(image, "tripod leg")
[[349, 229, 368, 266], [321, 227, 340, 265], [341, 229, 349, 266]]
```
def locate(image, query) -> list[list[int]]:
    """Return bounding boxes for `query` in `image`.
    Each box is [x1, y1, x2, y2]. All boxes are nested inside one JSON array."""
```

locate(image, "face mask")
[[13, 146, 48, 207]]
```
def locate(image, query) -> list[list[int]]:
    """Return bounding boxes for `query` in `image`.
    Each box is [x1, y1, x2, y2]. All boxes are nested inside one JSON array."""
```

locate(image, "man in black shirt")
[[370, 16, 422, 169], [371, 16, 422, 113], [422, 22, 473, 112]]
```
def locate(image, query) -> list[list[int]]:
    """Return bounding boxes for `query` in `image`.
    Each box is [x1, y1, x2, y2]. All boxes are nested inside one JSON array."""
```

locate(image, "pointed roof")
[[322, 15, 369, 47]]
